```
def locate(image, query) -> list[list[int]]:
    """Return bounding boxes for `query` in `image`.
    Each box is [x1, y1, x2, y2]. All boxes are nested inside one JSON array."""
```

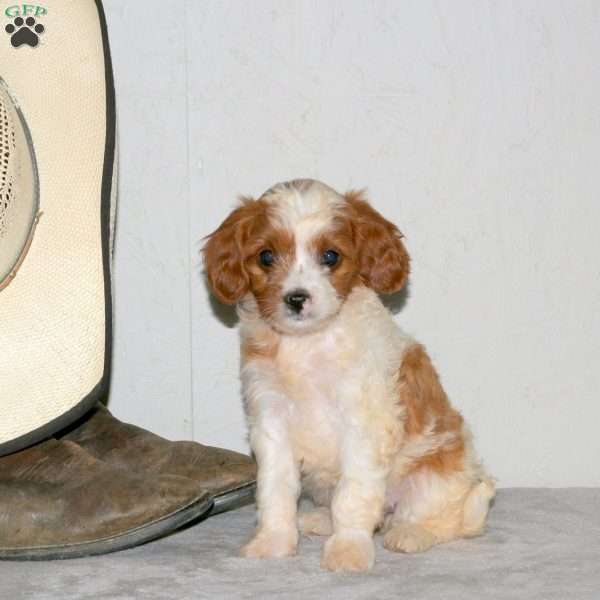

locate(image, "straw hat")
[[0, 0, 115, 455]]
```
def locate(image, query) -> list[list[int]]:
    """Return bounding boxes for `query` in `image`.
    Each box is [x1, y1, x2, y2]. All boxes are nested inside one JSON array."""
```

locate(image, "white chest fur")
[[277, 324, 349, 475]]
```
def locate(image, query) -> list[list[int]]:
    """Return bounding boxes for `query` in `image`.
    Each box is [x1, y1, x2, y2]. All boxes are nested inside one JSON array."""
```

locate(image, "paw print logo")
[[5, 17, 45, 48]]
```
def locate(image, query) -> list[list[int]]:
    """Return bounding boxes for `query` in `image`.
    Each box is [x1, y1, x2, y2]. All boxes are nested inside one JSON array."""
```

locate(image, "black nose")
[[284, 289, 310, 313]]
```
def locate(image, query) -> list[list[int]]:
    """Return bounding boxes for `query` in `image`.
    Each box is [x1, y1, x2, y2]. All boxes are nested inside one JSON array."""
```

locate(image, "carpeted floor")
[[2, 489, 599, 600]]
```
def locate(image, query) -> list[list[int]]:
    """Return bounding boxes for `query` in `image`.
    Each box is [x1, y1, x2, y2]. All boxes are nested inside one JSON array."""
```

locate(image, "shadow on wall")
[[207, 285, 238, 328], [381, 281, 410, 315]]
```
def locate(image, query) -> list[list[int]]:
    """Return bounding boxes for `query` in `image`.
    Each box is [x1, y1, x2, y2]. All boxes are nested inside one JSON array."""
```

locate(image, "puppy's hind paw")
[[241, 528, 298, 559], [298, 508, 333, 536], [383, 523, 437, 554]]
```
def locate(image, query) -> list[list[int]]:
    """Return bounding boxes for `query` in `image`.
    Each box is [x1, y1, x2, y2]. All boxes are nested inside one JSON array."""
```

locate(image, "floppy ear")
[[345, 191, 410, 294], [203, 200, 256, 304]]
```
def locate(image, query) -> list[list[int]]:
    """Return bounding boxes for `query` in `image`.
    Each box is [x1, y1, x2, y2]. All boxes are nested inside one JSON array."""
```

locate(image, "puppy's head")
[[203, 179, 409, 334]]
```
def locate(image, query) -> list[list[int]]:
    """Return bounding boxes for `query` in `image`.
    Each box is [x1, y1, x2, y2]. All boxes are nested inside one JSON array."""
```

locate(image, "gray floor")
[[2, 489, 599, 600]]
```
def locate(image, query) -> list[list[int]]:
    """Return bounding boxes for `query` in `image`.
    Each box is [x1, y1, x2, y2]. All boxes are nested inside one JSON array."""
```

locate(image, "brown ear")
[[345, 191, 410, 294], [202, 199, 257, 304]]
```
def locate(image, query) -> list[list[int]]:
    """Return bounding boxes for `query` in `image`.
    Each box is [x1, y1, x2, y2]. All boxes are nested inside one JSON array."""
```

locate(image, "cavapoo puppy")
[[203, 179, 494, 572]]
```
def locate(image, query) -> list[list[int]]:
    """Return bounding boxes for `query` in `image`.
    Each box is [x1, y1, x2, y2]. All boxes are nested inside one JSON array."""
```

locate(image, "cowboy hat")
[[0, 0, 115, 455]]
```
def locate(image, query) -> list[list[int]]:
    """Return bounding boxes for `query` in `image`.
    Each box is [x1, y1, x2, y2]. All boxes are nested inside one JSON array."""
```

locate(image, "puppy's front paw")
[[241, 527, 298, 559], [383, 523, 436, 554], [320, 531, 375, 572]]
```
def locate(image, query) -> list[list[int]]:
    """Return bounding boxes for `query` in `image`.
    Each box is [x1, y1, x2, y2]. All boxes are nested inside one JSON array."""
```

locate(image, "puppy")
[[203, 179, 494, 572]]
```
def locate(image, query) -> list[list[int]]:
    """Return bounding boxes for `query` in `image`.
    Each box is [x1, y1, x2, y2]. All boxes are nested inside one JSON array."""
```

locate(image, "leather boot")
[[0, 439, 212, 560], [61, 404, 256, 514]]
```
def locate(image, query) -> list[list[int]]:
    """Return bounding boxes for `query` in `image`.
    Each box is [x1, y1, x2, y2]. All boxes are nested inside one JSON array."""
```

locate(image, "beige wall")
[[105, 0, 600, 487]]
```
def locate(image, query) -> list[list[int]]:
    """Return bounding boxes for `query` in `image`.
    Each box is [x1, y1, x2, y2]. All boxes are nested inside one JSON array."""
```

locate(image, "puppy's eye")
[[321, 249, 340, 267], [259, 249, 275, 267]]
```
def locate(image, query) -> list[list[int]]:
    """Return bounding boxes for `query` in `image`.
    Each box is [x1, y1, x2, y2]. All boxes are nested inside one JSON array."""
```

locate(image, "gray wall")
[[104, 0, 600, 487]]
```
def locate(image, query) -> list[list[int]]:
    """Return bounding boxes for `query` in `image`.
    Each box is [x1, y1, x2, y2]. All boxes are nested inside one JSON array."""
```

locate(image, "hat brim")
[[0, 0, 115, 455]]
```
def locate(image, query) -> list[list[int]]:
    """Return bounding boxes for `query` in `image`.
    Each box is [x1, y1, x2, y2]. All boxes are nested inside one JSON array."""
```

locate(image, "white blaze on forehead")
[[285, 212, 334, 293]]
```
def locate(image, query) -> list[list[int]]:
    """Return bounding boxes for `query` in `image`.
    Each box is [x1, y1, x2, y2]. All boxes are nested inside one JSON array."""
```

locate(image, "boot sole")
[[0, 494, 213, 561], [210, 481, 256, 516]]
